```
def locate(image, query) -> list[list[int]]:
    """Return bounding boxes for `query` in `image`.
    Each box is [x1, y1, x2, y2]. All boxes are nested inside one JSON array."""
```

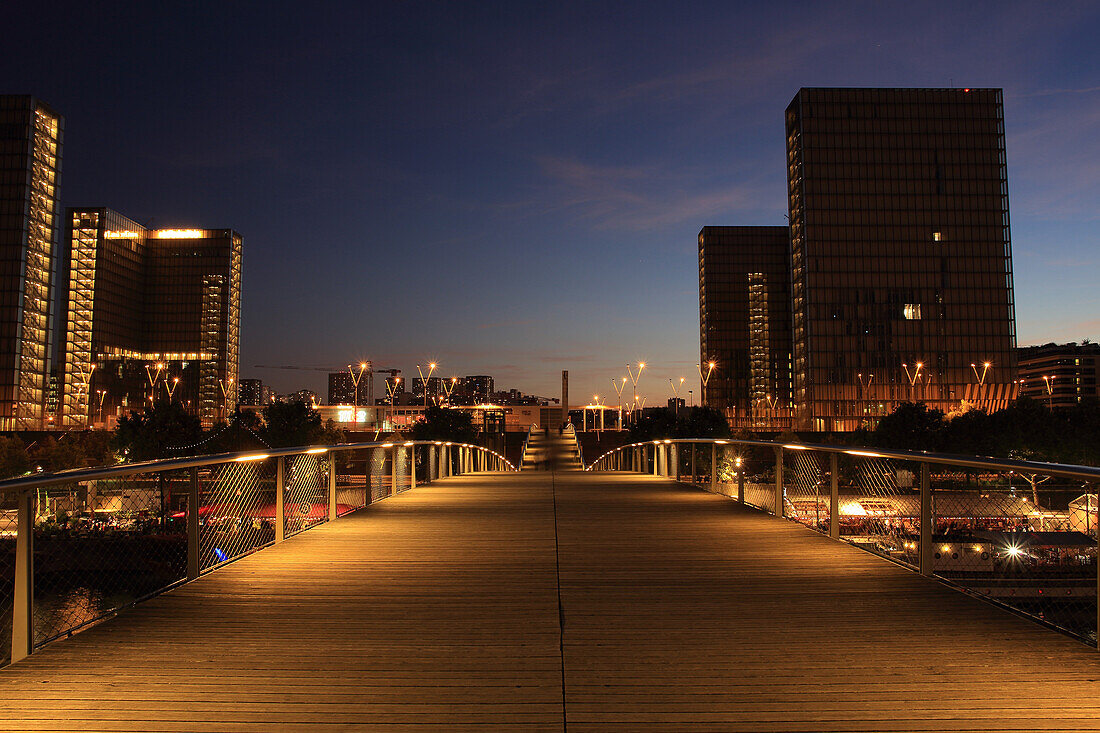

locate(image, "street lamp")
[[971, 361, 992, 405], [626, 362, 645, 425], [441, 377, 459, 406], [902, 362, 924, 401], [1042, 374, 1055, 410], [165, 376, 180, 403], [219, 377, 235, 421], [612, 377, 627, 430], [145, 362, 164, 404], [96, 389, 107, 424], [416, 362, 437, 407], [698, 361, 716, 406], [857, 373, 874, 416], [670, 377, 685, 417]]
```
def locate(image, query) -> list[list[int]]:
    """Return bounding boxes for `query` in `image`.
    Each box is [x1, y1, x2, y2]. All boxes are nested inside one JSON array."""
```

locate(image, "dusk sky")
[[7, 1, 1100, 403]]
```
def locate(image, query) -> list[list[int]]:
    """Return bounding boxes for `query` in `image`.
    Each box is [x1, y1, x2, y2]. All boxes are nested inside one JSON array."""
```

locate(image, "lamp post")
[[386, 376, 402, 429], [441, 377, 459, 406], [165, 377, 180, 404], [96, 389, 106, 425], [416, 362, 437, 407], [1042, 375, 1055, 411], [971, 361, 992, 406], [670, 377, 685, 417], [902, 362, 924, 401], [219, 377, 235, 421], [145, 362, 164, 406], [626, 362, 645, 426], [612, 377, 627, 430], [857, 372, 874, 417], [698, 361, 716, 406]]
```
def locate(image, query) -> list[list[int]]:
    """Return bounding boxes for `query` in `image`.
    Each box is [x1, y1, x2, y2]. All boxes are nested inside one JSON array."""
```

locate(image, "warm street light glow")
[[235, 453, 270, 462], [305, 448, 328, 454]]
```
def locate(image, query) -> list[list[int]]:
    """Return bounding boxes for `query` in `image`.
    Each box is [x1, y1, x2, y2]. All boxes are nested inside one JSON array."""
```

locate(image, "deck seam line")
[[551, 468, 568, 732]]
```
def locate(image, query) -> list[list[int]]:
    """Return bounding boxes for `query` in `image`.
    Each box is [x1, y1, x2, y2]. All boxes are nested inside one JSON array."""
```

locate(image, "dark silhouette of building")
[[463, 375, 495, 403], [698, 226, 792, 428], [238, 378, 264, 406], [328, 371, 369, 405], [59, 210, 241, 427], [0, 96, 63, 429], [1018, 342, 1100, 410], [785, 88, 1016, 430]]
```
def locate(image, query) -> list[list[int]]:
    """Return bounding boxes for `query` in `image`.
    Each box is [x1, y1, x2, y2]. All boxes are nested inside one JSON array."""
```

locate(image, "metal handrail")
[[0, 439, 517, 495], [586, 437, 1100, 483]]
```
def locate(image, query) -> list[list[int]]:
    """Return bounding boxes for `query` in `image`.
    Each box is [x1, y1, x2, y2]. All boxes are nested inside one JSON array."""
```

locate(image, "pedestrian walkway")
[[3, 470, 1100, 731]]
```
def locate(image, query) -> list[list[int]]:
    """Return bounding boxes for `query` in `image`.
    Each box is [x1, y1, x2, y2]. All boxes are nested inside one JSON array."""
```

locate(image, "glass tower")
[[0, 96, 63, 430], [786, 88, 1016, 431]]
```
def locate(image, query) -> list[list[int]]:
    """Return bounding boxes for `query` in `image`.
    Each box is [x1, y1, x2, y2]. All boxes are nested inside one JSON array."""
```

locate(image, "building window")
[[903, 304, 922, 320], [932, 231, 942, 242]]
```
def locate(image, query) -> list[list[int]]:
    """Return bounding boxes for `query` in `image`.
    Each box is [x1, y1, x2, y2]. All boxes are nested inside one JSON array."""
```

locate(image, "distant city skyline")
[[5, 2, 1099, 404]]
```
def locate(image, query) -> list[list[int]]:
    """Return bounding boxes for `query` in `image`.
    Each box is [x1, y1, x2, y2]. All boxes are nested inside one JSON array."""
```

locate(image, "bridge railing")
[[588, 438, 1100, 647], [0, 439, 515, 666]]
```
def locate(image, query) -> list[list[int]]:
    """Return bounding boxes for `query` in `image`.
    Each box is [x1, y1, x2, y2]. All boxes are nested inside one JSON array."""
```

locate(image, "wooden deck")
[[3, 471, 1100, 731]]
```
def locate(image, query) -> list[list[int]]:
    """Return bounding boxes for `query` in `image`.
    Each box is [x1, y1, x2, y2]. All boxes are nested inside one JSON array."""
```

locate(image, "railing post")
[[11, 489, 34, 663], [710, 443, 717, 492], [188, 467, 200, 579], [652, 445, 658, 476], [690, 443, 696, 484], [774, 447, 784, 517], [737, 457, 745, 503], [919, 462, 933, 576], [829, 453, 839, 540], [409, 445, 416, 490], [328, 452, 337, 521], [391, 447, 399, 495], [672, 443, 680, 481], [429, 445, 436, 483], [275, 456, 285, 543]]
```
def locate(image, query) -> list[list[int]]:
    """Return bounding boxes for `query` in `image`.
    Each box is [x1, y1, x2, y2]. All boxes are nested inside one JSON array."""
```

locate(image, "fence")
[[0, 439, 514, 667], [587, 438, 1100, 647]]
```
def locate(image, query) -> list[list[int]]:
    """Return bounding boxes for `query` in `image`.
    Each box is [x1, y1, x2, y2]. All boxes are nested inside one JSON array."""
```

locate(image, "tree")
[[410, 406, 477, 443], [627, 406, 730, 442], [871, 401, 946, 452], [0, 435, 29, 479], [260, 401, 327, 448], [113, 401, 204, 462]]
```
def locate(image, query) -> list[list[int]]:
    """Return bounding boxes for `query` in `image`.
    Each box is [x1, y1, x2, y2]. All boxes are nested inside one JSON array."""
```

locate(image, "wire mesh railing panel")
[[284, 454, 327, 538], [927, 463, 1097, 644], [31, 472, 189, 647], [370, 447, 389, 503], [394, 448, 408, 494], [786, 450, 828, 534], [0, 509, 17, 666], [334, 448, 370, 516], [836, 455, 920, 568], [199, 458, 275, 572], [740, 445, 778, 513]]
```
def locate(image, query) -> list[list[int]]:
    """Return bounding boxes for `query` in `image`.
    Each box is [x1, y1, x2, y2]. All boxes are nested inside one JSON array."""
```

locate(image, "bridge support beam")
[[275, 456, 286, 542], [12, 489, 33, 663], [829, 453, 839, 539], [188, 467, 200, 579], [919, 462, 933, 576], [774, 447, 784, 518]]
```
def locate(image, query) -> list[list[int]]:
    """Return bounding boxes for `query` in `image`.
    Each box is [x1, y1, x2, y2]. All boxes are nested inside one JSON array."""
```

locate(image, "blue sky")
[[6, 1, 1100, 403]]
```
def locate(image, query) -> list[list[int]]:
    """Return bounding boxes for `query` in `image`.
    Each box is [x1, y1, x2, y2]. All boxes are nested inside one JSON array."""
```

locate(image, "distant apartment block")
[[59, 210, 241, 427], [0, 96, 63, 429], [1018, 342, 1100, 410], [237, 378, 264, 406]]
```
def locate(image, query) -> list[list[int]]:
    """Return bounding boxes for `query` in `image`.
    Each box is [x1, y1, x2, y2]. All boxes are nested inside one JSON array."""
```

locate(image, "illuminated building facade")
[[238, 378, 264, 406], [1017, 343, 1100, 410], [786, 88, 1016, 430], [0, 96, 63, 429], [59, 209, 241, 427], [463, 375, 495, 404], [698, 226, 792, 428]]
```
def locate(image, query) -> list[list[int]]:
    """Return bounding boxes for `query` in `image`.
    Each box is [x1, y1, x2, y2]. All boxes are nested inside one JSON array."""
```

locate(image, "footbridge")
[[3, 435, 1100, 730]]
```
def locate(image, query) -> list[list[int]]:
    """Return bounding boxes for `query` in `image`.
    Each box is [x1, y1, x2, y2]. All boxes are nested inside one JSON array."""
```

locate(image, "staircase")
[[521, 425, 584, 471]]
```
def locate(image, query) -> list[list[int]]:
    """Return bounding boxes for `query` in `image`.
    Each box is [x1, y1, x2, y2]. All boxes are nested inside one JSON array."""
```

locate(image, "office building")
[[328, 371, 368, 405], [238, 378, 264, 406], [785, 88, 1016, 430], [698, 226, 792, 427], [0, 96, 63, 429], [59, 210, 241, 427], [412, 375, 444, 402], [464, 375, 495, 403], [1018, 342, 1100, 410]]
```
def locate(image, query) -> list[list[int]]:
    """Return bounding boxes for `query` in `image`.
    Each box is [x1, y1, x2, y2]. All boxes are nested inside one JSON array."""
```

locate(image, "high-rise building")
[[464, 375, 495, 403], [237, 378, 264, 406], [698, 227, 792, 428], [0, 96, 63, 430], [411, 376, 444, 402], [1017, 342, 1100, 410], [328, 371, 370, 405], [785, 88, 1016, 430], [59, 210, 242, 427]]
